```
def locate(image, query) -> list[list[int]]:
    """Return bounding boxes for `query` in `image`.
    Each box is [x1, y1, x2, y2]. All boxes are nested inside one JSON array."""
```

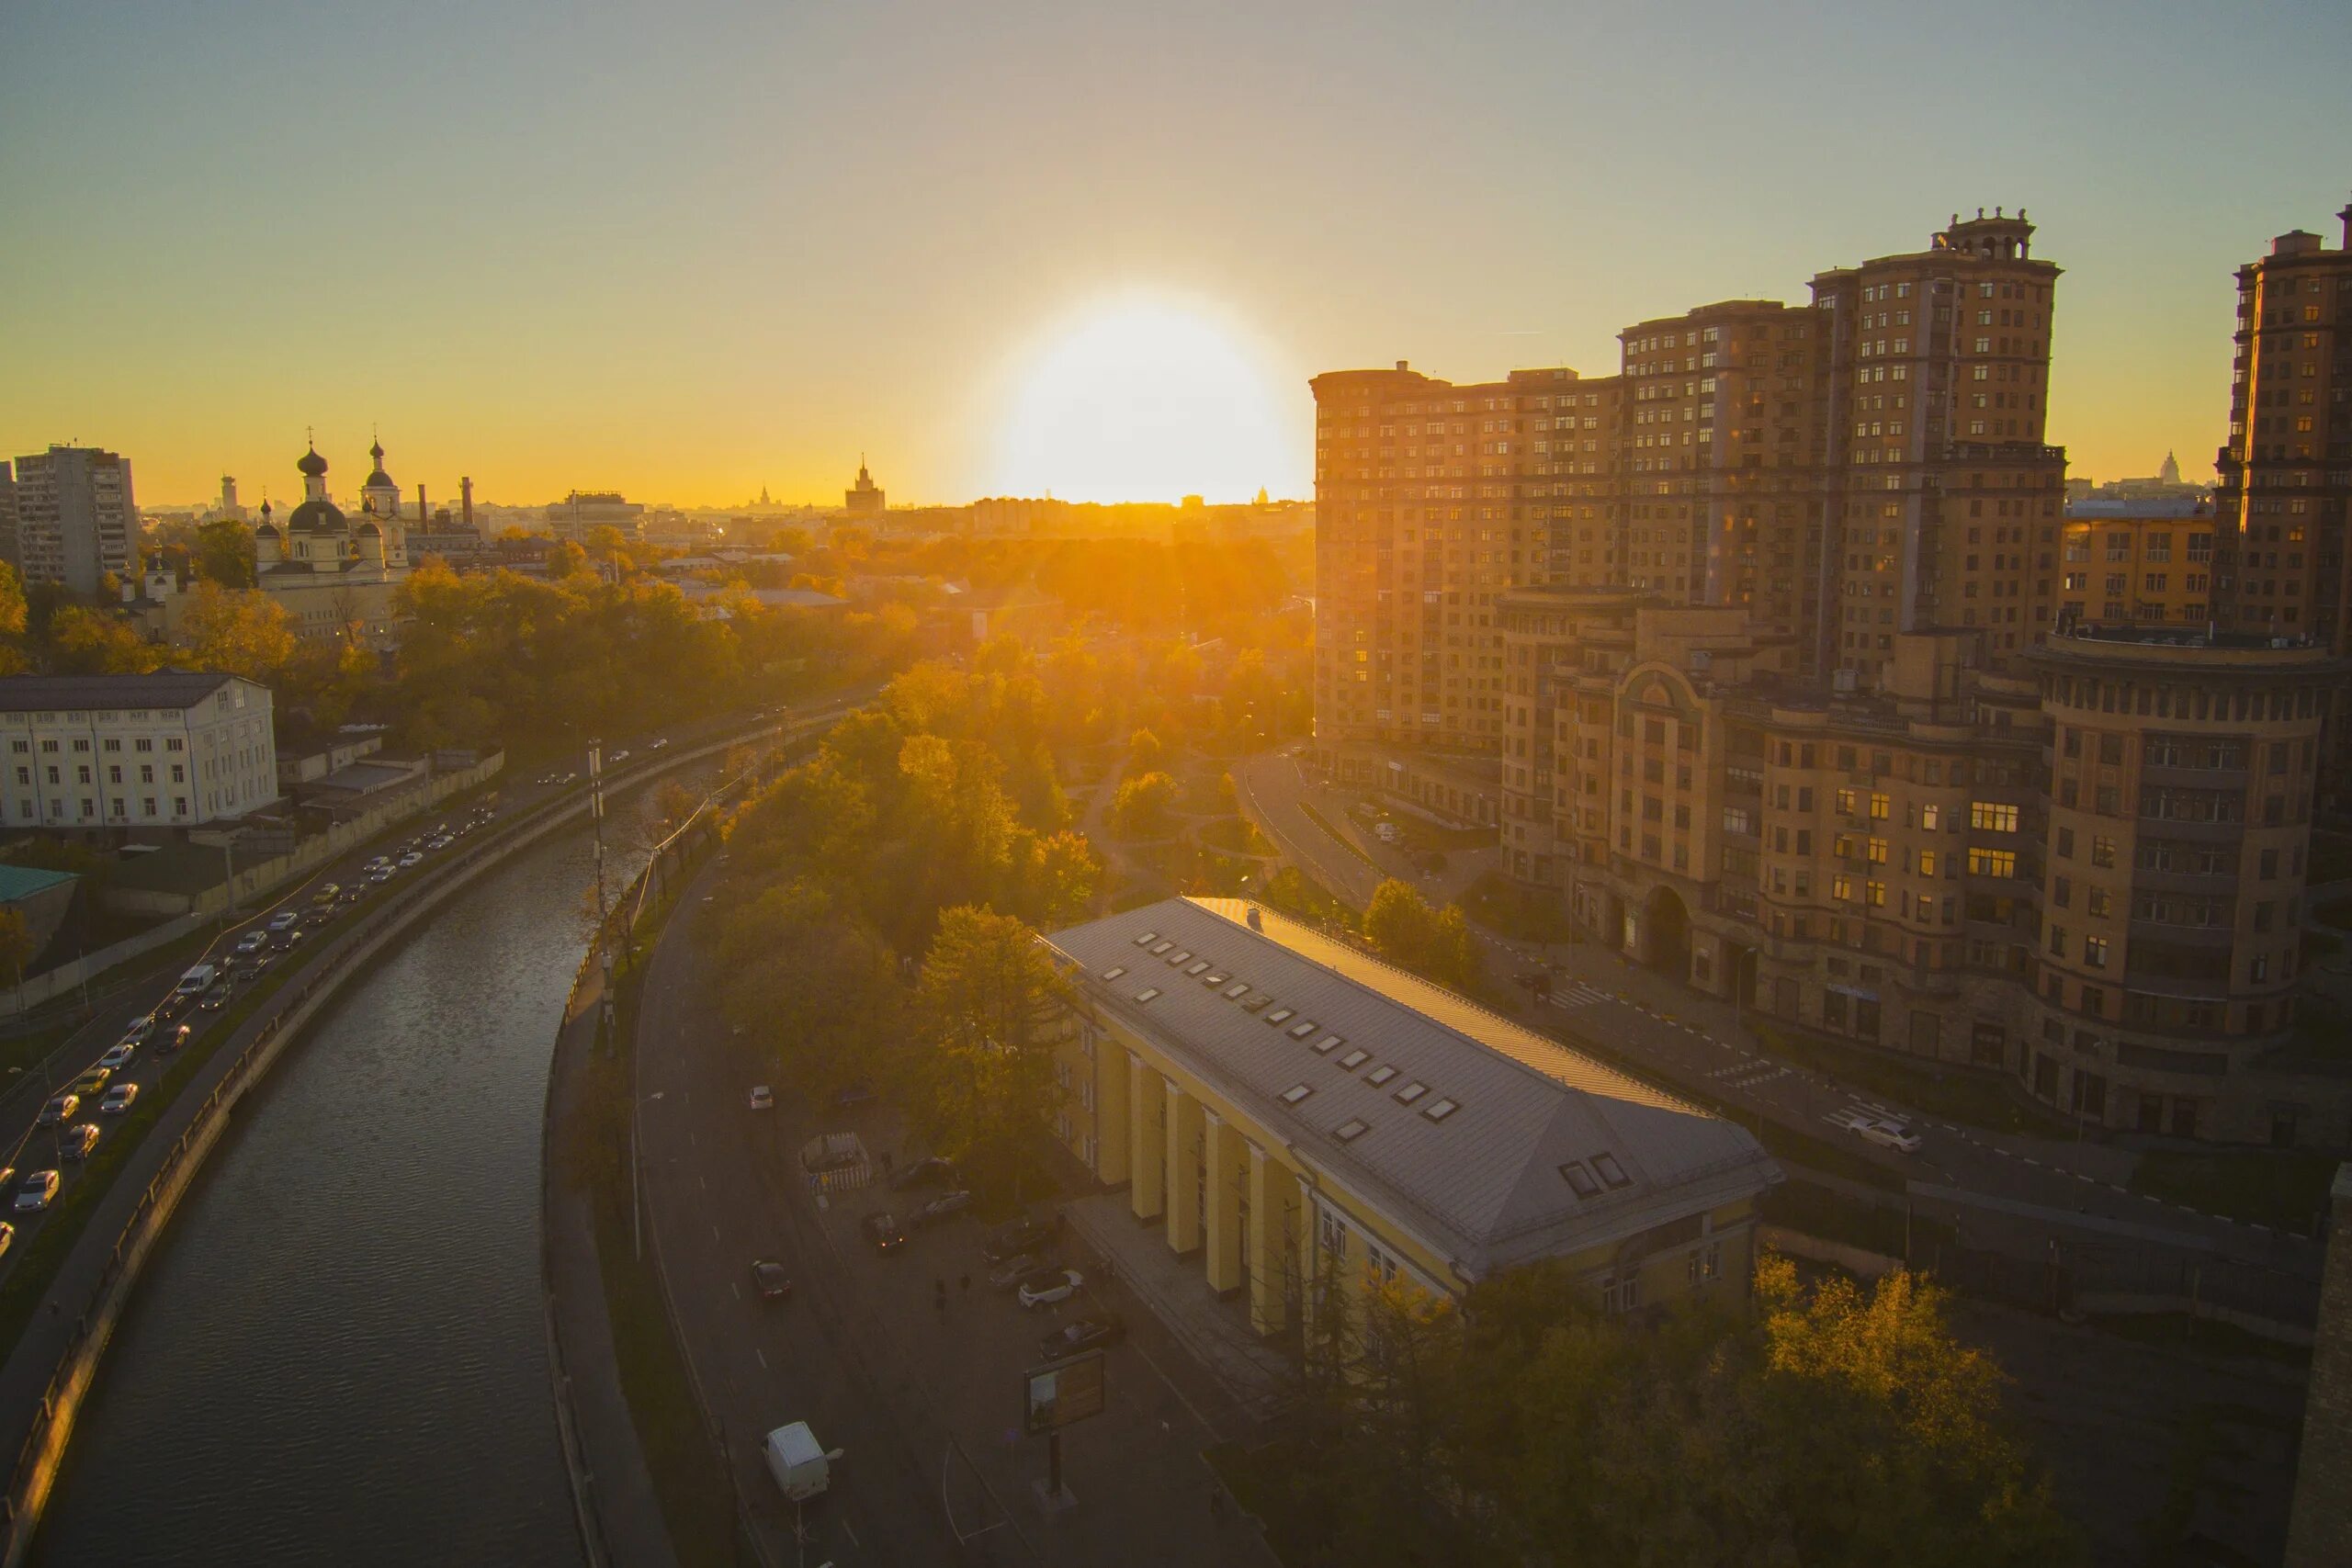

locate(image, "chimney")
[[1396, 360, 1409, 372], [417, 482, 427, 524], [461, 476, 473, 529], [2340, 198, 2352, 250]]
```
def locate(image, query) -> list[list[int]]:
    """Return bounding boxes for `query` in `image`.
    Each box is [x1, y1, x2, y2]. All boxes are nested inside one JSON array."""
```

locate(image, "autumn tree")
[[46, 606, 160, 674], [1111, 770, 1180, 839], [0, 907, 32, 993], [908, 906, 1069, 1187], [193, 519, 257, 587], [178, 581, 296, 682], [1126, 726, 1164, 775]]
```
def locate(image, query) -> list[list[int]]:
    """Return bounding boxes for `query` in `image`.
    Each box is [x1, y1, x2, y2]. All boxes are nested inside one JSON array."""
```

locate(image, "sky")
[[2, 0, 2346, 510]]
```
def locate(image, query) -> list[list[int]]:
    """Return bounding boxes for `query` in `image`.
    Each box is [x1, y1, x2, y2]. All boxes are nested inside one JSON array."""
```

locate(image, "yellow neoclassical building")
[[1043, 897, 1781, 1342]]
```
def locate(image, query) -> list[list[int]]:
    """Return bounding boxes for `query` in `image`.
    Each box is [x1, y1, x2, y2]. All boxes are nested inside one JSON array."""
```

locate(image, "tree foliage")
[[1110, 770, 1181, 840], [1363, 878, 1482, 989]]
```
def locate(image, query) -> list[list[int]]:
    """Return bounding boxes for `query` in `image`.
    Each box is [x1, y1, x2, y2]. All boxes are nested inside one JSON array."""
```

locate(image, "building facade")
[[842, 458, 886, 520], [544, 491, 645, 541], [0, 671, 277, 831], [253, 444, 411, 646], [2058, 502, 2218, 627], [8, 445, 137, 594], [1045, 897, 1780, 1341]]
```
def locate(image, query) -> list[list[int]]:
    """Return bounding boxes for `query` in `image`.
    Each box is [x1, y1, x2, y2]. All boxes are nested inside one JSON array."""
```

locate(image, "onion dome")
[[363, 438, 394, 491], [297, 445, 328, 478], [286, 497, 347, 534]]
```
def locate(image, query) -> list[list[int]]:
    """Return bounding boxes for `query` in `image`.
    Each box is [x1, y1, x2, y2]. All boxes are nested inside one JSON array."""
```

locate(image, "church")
[[252, 439, 413, 647]]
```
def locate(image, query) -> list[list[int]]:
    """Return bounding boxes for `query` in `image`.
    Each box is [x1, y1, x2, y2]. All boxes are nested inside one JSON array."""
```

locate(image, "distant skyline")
[[3, 0, 2346, 509]]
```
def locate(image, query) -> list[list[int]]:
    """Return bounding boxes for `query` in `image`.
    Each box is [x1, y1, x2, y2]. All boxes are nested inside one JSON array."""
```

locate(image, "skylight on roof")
[[1280, 1083, 1314, 1106], [1204, 971, 1228, 987], [1364, 1066, 1396, 1087], [1135, 931, 1159, 946], [1394, 1081, 1428, 1104], [1134, 987, 1161, 1002], [1287, 1021, 1318, 1039], [1421, 1098, 1459, 1122], [1337, 1049, 1369, 1070], [1186, 960, 1211, 976], [1560, 1161, 1601, 1200], [1167, 950, 1192, 965], [1151, 941, 1175, 955], [1222, 981, 1250, 998], [1312, 1035, 1343, 1055], [1333, 1119, 1370, 1143], [1266, 1007, 1295, 1024], [1100, 965, 1126, 980], [1593, 1153, 1632, 1189], [1239, 993, 1272, 1013]]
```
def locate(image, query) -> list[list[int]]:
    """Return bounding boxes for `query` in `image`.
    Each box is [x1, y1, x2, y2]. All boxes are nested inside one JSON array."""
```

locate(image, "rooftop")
[[1046, 897, 1779, 1282], [0, 864, 78, 902], [0, 671, 239, 714]]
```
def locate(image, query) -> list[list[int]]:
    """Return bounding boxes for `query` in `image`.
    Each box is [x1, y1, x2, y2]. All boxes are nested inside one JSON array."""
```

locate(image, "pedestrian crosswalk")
[[1707, 1060, 1791, 1092], [1546, 982, 1612, 1011]]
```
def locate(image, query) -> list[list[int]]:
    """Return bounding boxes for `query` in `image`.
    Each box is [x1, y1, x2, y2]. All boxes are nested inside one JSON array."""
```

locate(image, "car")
[[748, 1085, 775, 1111], [609, 749, 631, 763], [1037, 1314, 1124, 1360], [369, 867, 395, 884], [267, 911, 302, 932], [365, 856, 391, 871], [99, 1083, 139, 1114], [37, 1094, 79, 1127], [69, 1066, 110, 1096], [247, 950, 278, 972], [0, 1221, 13, 1259], [161, 1024, 193, 1055], [154, 993, 190, 1023], [1852, 1117, 1922, 1154], [302, 908, 334, 928], [233, 931, 270, 955], [119, 1015, 156, 1047], [983, 1219, 1055, 1263], [988, 1255, 1063, 1293], [1017, 1269, 1084, 1310], [831, 1080, 876, 1111], [198, 986, 233, 1012], [560, 772, 579, 785], [909, 1190, 973, 1228], [650, 738, 669, 750], [58, 1122, 99, 1161], [889, 1156, 958, 1193], [751, 1258, 793, 1301], [97, 1043, 135, 1071], [860, 1213, 908, 1253], [267, 929, 305, 952], [398, 853, 424, 869], [13, 1171, 59, 1213], [312, 882, 343, 904]]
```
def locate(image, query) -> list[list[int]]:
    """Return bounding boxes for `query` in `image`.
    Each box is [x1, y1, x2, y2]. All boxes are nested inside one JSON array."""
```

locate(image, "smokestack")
[[417, 482, 427, 525], [461, 476, 473, 530]]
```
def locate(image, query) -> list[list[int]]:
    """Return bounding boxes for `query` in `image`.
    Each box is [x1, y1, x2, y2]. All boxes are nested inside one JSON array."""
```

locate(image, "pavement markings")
[[1709, 1061, 1792, 1092], [712, 1222, 723, 1242], [732, 1280, 741, 1300], [755, 1348, 768, 1370]]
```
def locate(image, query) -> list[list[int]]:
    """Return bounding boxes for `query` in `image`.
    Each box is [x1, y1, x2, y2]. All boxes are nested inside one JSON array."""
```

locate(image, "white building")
[[0, 671, 277, 831], [254, 441, 411, 647], [9, 446, 137, 594]]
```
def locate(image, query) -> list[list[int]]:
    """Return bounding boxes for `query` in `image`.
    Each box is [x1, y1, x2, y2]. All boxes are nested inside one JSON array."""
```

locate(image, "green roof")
[[0, 864, 79, 902]]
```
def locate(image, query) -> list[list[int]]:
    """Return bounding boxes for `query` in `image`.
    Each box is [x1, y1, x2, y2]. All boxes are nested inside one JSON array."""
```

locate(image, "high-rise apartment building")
[[1313, 210, 2065, 782], [8, 445, 136, 595], [2058, 502, 2218, 628], [0, 460, 17, 574], [2211, 205, 2352, 644]]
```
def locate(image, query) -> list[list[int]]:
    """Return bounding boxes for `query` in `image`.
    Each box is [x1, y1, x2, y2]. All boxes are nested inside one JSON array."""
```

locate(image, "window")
[[1202, 969, 1227, 987], [1312, 1034, 1344, 1054], [1560, 1161, 1601, 1199], [1967, 848, 2017, 878], [1099, 965, 1127, 980], [1421, 1097, 1459, 1122], [1223, 981, 1250, 998], [2091, 836, 2116, 869], [1337, 1049, 1369, 1070], [1592, 1153, 1632, 1188], [1133, 987, 1160, 1002], [1394, 1081, 1429, 1104], [1364, 1066, 1397, 1087], [1185, 960, 1210, 976], [1280, 1083, 1314, 1106], [1871, 793, 1890, 820], [1266, 1007, 1295, 1024], [2083, 937, 2109, 969], [1969, 801, 2018, 832], [1167, 950, 1192, 965], [1288, 1021, 1318, 1038], [1333, 1119, 1370, 1143], [1134, 931, 1159, 946]]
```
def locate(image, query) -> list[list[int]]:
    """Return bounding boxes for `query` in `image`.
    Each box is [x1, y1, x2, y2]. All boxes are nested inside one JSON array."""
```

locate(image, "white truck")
[[175, 963, 220, 996], [763, 1422, 842, 1502]]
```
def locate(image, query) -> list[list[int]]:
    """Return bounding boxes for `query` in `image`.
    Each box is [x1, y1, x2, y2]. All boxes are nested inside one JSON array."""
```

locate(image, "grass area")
[[1197, 816, 1274, 856], [0, 1020, 81, 1080], [1748, 1021, 2076, 1139], [2128, 1149, 2341, 1234], [1459, 869, 1575, 944], [565, 847, 750, 1568]]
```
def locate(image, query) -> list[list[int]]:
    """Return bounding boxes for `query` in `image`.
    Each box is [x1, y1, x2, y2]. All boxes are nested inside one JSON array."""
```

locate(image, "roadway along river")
[[31, 795, 677, 1568]]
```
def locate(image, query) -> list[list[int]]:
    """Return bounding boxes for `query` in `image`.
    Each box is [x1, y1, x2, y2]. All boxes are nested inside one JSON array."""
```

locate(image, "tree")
[[909, 906, 1069, 1189], [46, 606, 161, 674], [178, 581, 296, 682], [0, 907, 31, 996], [1127, 727, 1164, 775], [193, 519, 256, 587], [1364, 878, 1436, 965], [1110, 770, 1180, 839]]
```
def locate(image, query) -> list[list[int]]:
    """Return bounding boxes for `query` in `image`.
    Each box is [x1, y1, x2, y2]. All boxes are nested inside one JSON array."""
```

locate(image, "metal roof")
[[0, 671, 240, 714], [1046, 897, 1780, 1282]]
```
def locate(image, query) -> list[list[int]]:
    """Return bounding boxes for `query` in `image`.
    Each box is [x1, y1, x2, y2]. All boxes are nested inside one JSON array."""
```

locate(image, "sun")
[[990, 295, 1305, 504]]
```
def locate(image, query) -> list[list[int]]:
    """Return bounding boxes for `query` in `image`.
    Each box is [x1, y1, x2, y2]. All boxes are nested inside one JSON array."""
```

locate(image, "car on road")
[[234, 931, 271, 955], [860, 1212, 908, 1253], [369, 867, 395, 884], [302, 907, 334, 929], [398, 852, 424, 869], [246, 950, 278, 972], [1016, 1269, 1083, 1310], [649, 738, 669, 750], [988, 1255, 1063, 1293], [58, 1122, 99, 1161], [68, 1066, 110, 1097], [889, 1156, 957, 1192], [748, 1085, 775, 1111], [982, 1219, 1055, 1263], [751, 1258, 793, 1301], [13, 1170, 59, 1213], [161, 1024, 193, 1055], [908, 1190, 972, 1229], [97, 1043, 136, 1071], [38, 1094, 79, 1127], [99, 1083, 140, 1115], [119, 1015, 156, 1047], [198, 983, 233, 1011], [609, 749, 630, 763], [1037, 1314, 1124, 1359], [1851, 1116, 1921, 1154], [154, 993, 190, 1023], [267, 928, 305, 952], [267, 910, 302, 932], [0, 1221, 13, 1259]]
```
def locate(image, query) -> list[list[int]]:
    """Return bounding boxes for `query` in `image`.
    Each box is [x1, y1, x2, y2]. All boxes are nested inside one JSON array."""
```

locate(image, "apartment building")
[[9, 446, 136, 595], [1497, 587, 2349, 1145], [1045, 897, 1779, 1339], [0, 671, 277, 832], [2059, 502, 2218, 627]]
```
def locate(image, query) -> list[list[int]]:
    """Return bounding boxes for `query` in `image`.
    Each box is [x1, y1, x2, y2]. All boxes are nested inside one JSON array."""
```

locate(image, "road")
[[1231, 748, 2324, 1279], [634, 860, 1280, 1568]]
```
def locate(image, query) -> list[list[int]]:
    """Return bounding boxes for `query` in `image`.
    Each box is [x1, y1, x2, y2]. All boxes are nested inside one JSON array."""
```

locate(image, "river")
[[32, 801, 669, 1567]]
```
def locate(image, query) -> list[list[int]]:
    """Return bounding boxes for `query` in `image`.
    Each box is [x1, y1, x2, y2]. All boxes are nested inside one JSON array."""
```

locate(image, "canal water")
[[34, 801, 670, 1567]]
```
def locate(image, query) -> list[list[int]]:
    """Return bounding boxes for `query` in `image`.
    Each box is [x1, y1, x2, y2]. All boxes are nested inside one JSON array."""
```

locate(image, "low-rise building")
[[0, 671, 277, 832], [1044, 897, 1780, 1341]]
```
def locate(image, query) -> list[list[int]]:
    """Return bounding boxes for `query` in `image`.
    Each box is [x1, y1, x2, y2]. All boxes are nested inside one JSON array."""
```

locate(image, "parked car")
[[983, 1219, 1055, 1263], [233, 931, 270, 955], [748, 1085, 775, 1111], [751, 1258, 793, 1301], [1017, 1269, 1084, 1310], [58, 1122, 99, 1161], [13, 1170, 60, 1213], [97, 1043, 135, 1071], [889, 1156, 957, 1193], [267, 911, 302, 933], [1851, 1117, 1922, 1154], [860, 1212, 908, 1254], [99, 1083, 139, 1115], [650, 738, 670, 750], [908, 1190, 973, 1229], [1037, 1314, 1124, 1359], [609, 749, 631, 763], [988, 1256, 1064, 1293], [37, 1094, 79, 1127]]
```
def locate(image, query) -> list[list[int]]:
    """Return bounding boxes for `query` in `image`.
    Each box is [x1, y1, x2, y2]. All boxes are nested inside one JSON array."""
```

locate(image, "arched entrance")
[[1643, 886, 1690, 978]]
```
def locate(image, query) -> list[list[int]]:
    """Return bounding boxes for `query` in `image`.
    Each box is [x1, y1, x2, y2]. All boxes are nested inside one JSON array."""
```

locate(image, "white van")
[[175, 963, 220, 997], [762, 1422, 842, 1503]]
